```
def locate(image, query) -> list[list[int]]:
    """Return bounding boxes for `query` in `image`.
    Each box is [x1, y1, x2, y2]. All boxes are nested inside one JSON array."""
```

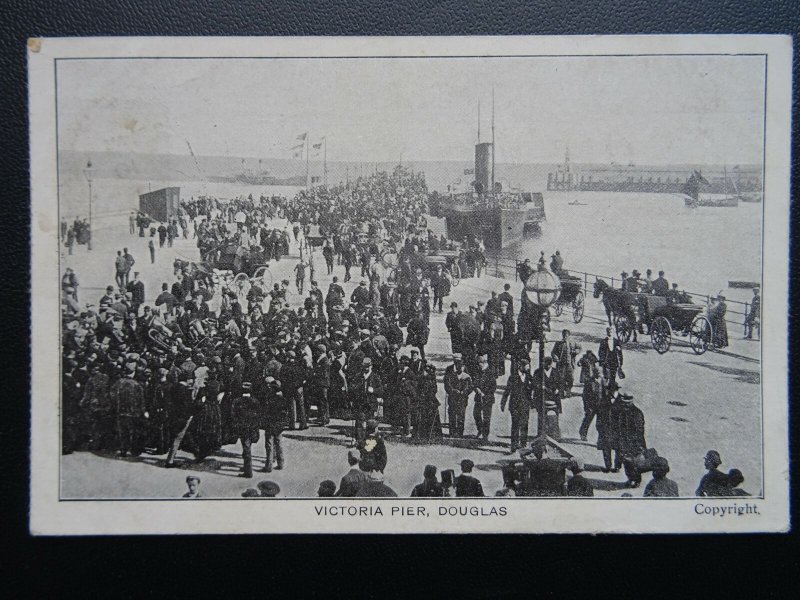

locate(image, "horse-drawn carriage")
[[305, 224, 327, 248], [647, 297, 713, 355], [215, 243, 271, 277], [551, 274, 585, 323], [174, 242, 273, 313], [421, 249, 461, 287], [593, 279, 713, 354]]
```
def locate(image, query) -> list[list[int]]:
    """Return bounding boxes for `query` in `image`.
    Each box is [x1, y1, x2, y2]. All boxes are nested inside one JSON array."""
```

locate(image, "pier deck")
[[59, 212, 763, 499]]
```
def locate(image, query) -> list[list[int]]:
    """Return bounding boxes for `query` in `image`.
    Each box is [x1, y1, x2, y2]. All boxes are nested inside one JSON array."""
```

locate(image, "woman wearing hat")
[[707, 293, 729, 348]]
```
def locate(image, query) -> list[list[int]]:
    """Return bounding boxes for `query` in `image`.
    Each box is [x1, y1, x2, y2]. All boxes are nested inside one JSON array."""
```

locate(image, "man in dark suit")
[[126, 272, 145, 314], [335, 450, 368, 497], [260, 377, 289, 472], [500, 358, 533, 452], [230, 381, 261, 478], [154, 282, 177, 315], [532, 357, 561, 439], [279, 351, 308, 430], [445, 302, 463, 354], [350, 280, 370, 311], [411, 464, 446, 497], [171, 275, 187, 304], [311, 345, 331, 425], [598, 327, 624, 385], [325, 276, 345, 314], [498, 283, 515, 316], [443, 354, 472, 437], [609, 393, 647, 487], [652, 270, 670, 296], [350, 358, 383, 443], [472, 355, 497, 441], [550, 328, 581, 398], [455, 459, 485, 497]]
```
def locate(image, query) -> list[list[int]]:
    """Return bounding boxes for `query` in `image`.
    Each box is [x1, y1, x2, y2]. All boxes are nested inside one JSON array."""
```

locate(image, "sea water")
[[58, 175, 762, 304], [507, 191, 762, 305]]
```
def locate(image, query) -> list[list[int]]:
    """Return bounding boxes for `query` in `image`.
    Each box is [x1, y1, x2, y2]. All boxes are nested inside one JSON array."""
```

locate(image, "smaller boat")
[[568, 200, 587, 206], [728, 280, 759, 289], [738, 192, 763, 203], [683, 169, 739, 208]]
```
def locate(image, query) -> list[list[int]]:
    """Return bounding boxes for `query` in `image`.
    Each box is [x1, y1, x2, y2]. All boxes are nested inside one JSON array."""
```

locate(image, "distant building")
[[139, 187, 180, 222]]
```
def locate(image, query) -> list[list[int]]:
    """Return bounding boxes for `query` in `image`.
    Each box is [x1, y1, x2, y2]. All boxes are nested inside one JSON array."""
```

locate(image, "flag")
[[291, 143, 304, 159], [296, 132, 307, 141], [312, 142, 323, 150]]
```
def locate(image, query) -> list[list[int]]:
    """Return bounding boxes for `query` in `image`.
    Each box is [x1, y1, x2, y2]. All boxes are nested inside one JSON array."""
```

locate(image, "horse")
[[593, 279, 639, 341]]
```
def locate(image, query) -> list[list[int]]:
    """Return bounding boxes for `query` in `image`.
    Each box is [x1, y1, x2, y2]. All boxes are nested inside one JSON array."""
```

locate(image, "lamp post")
[[522, 251, 561, 437], [83, 159, 95, 251]]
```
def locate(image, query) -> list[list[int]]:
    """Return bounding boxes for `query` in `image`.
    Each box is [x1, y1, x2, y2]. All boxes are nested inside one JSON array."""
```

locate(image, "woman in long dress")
[[708, 295, 729, 349]]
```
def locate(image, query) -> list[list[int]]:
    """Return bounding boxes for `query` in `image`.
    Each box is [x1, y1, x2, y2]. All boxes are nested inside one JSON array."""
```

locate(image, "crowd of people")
[[60, 167, 752, 499], [61, 216, 92, 254]]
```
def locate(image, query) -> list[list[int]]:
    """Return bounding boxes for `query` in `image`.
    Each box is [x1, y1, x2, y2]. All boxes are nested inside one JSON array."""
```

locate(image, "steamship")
[[437, 141, 546, 250]]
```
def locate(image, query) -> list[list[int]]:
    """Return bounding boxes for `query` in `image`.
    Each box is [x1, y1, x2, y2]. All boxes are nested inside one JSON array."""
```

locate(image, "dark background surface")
[[2, 1, 798, 596]]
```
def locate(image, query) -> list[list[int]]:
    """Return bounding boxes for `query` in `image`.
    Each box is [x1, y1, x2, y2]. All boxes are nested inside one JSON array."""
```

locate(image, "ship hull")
[[443, 206, 542, 250], [684, 194, 739, 208]]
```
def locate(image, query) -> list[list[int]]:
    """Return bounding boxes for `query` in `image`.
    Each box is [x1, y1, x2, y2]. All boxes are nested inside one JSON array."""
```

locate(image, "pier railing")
[[482, 256, 755, 335]]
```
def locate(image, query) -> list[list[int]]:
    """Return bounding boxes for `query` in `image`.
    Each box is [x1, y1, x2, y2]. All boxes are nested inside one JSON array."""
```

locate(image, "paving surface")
[[60, 211, 763, 499]]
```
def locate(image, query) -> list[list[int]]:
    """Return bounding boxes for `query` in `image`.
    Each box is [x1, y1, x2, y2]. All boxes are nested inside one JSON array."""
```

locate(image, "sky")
[[56, 55, 766, 166]]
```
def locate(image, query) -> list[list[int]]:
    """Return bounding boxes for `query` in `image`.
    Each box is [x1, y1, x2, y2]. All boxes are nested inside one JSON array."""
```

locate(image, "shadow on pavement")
[[585, 477, 632, 492], [688, 361, 760, 384], [84, 449, 255, 478]]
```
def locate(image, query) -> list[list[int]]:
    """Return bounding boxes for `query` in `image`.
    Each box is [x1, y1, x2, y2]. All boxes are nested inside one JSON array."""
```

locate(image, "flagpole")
[[491, 87, 495, 193], [323, 137, 327, 187], [305, 136, 310, 188]]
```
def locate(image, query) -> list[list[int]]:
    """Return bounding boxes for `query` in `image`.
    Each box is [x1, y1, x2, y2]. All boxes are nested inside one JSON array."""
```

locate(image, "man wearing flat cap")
[[109, 361, 146, 457]]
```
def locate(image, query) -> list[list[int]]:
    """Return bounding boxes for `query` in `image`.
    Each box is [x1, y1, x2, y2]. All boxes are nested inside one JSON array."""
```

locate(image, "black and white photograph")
[[28, 35, 791, 534]]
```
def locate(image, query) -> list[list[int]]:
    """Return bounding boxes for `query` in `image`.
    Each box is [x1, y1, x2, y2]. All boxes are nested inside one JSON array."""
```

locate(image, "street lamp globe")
[[524, 266, 561, 308]]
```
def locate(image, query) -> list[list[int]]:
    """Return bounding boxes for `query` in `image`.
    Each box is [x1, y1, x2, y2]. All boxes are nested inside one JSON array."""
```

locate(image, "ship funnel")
[[474, 142, 493, 194]]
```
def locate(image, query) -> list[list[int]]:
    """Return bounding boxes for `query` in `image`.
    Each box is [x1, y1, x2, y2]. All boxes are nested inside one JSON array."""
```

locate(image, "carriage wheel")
[[650, 316, 672, 354], [572, 291, 585, 323], [253, 266, 273, 289], [615, 315, 633, 343], [689, 316, 713, 355], [232, 272, 252, 301], [449, 263, 461, 287], [553, 301, 564, 317]]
